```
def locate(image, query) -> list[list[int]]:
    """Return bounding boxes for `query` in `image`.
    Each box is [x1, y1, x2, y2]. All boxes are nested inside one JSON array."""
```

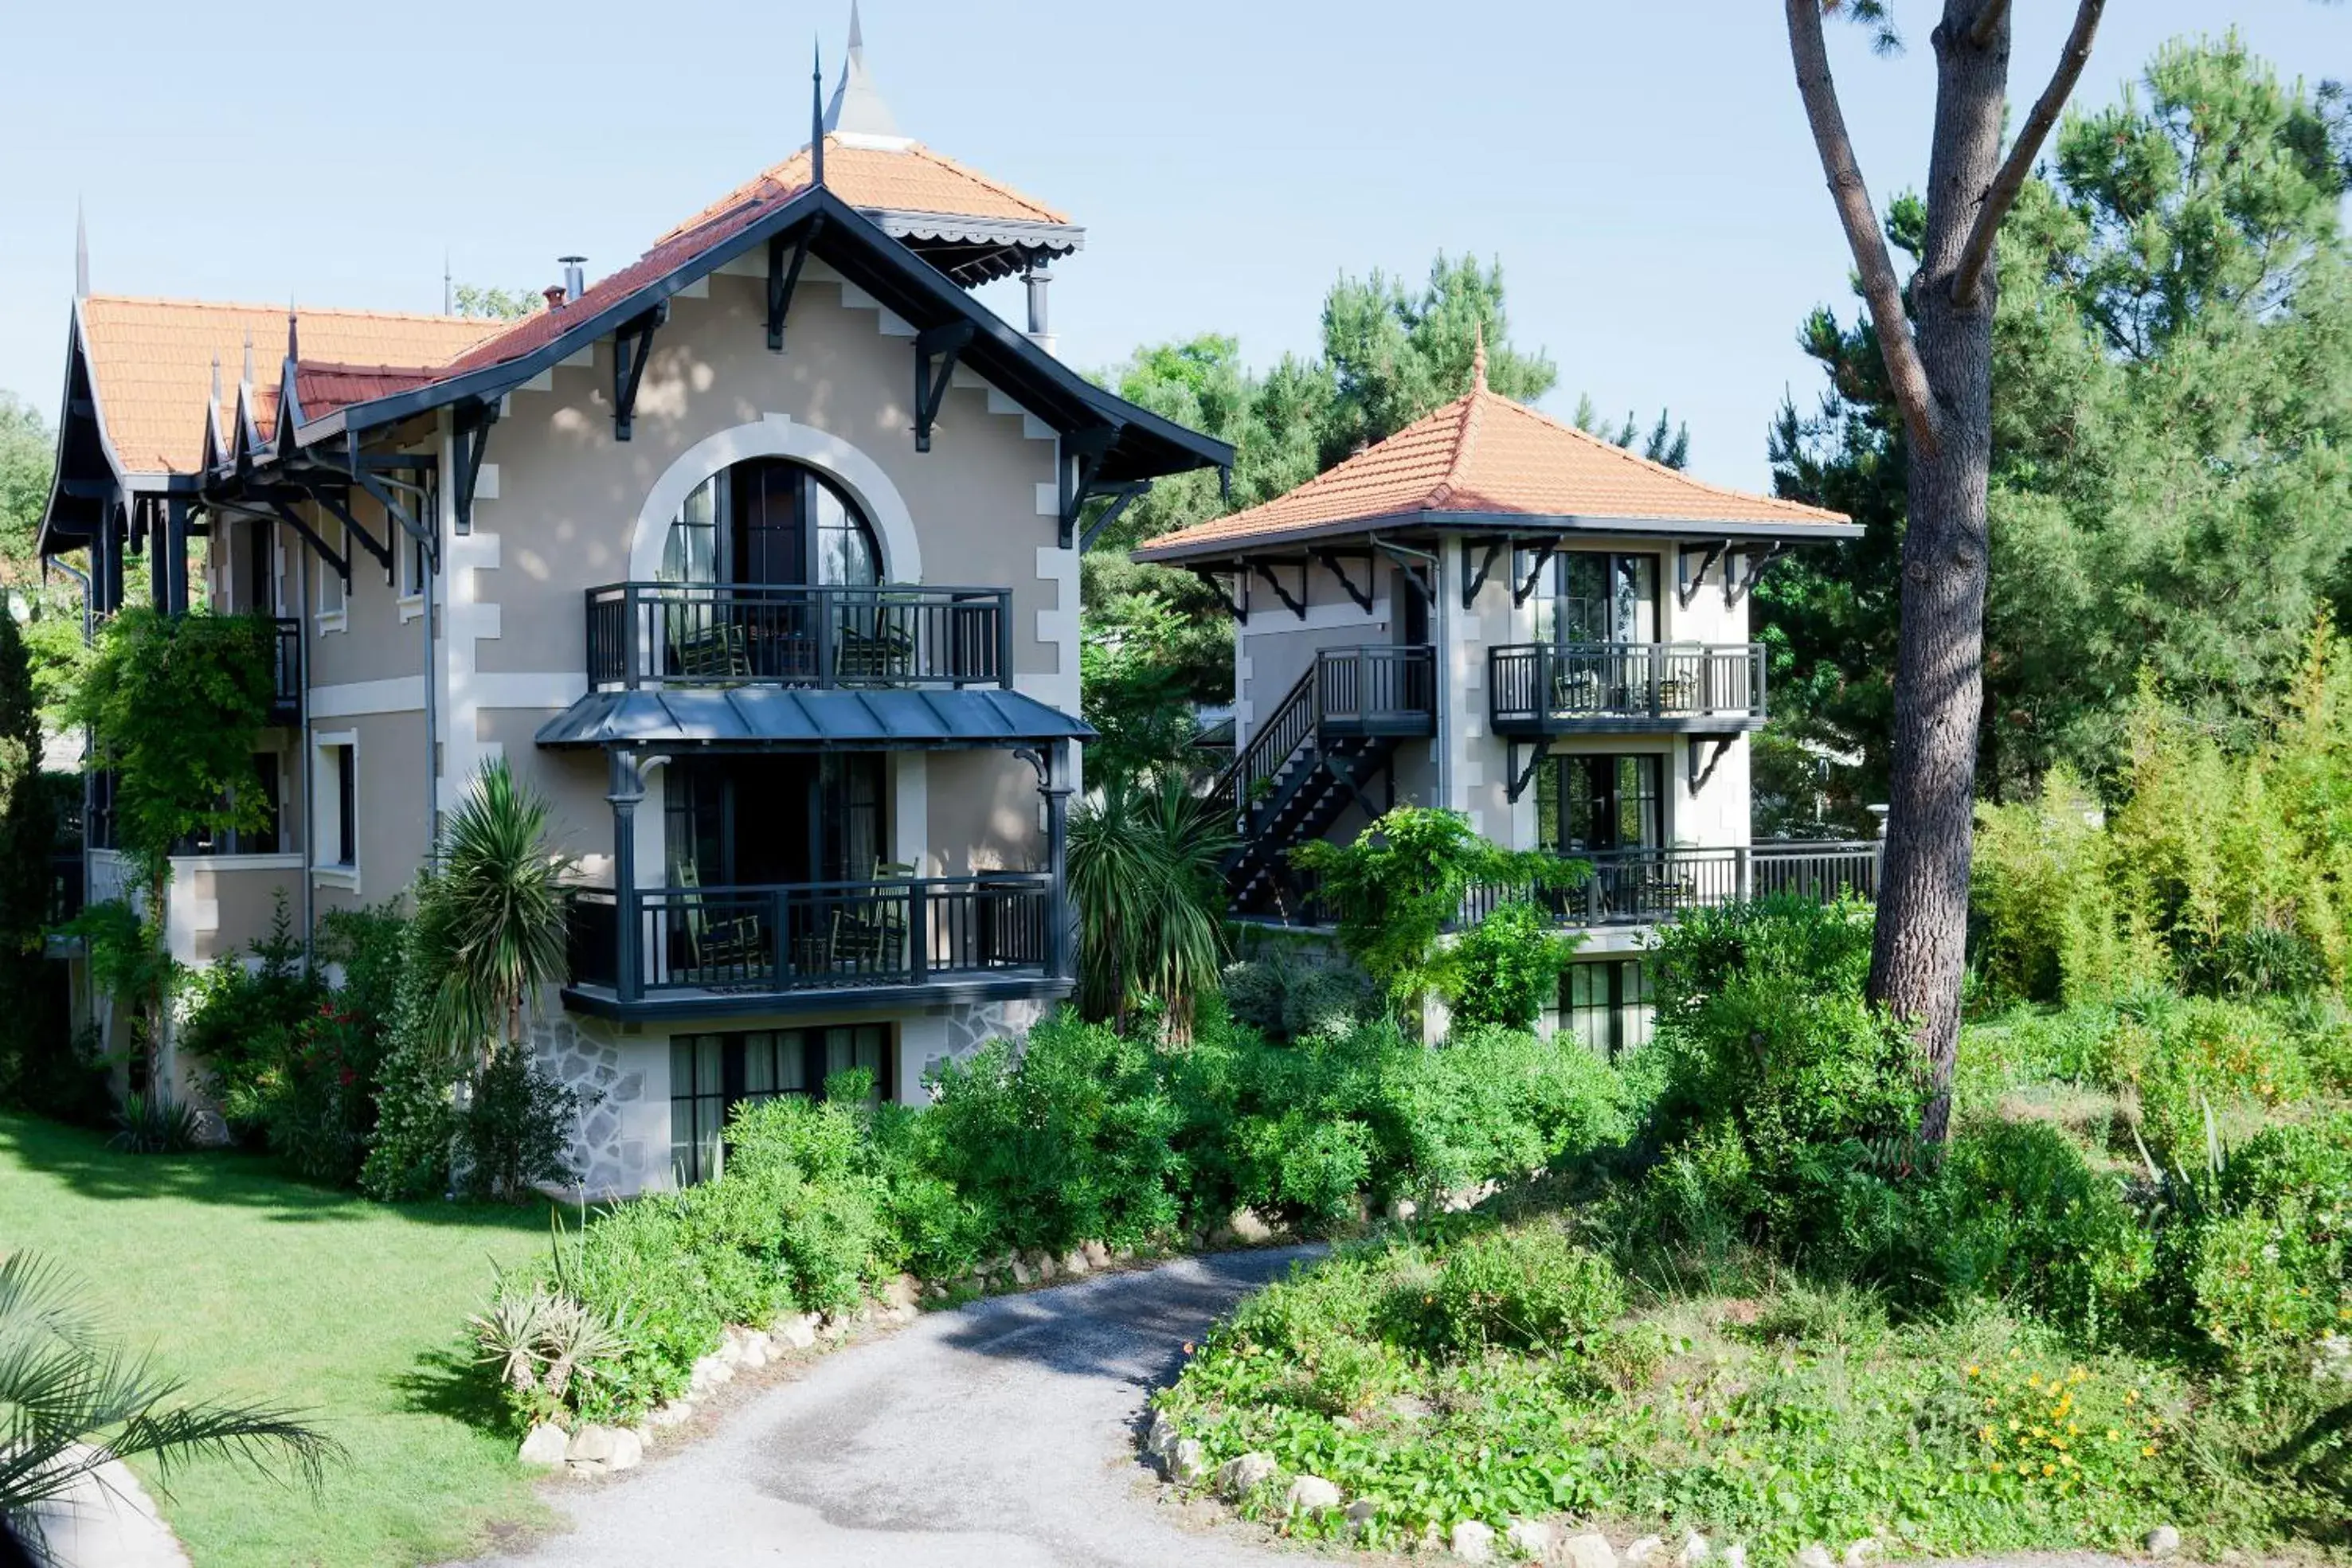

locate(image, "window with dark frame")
[[331, 745, 357, 866], [1536, 552, 1658, 644], [1536, 753, 1664, 854], [668, 1024, 891, 1184], [1561, 959, 1653, 1058]]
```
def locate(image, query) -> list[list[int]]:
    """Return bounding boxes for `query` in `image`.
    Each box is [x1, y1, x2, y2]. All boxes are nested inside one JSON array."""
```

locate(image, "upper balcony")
[[1488, 642, 1766, 735], [585, 582, 1012, 693]]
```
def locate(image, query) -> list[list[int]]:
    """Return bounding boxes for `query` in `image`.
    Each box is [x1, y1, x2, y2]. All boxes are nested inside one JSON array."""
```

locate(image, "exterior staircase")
[[1214, 645, 1435, 917]]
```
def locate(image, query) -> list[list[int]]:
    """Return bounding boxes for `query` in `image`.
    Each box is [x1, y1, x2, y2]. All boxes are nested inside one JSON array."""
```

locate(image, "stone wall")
[[528, 1009, 663, 1200]]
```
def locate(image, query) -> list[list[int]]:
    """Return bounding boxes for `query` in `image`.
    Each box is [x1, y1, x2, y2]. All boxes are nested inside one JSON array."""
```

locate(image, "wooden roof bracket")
[[1689, 734, 1735, 792], [1252, 560, 1308, 620], [1370, 536, 1437, 606], [239, 498, 351, 588], [454, 402, 500, 536], [1316, 548, 1376, 613], [1677, 541, 1728, 610], [1513, 541, 1556, 606], [1724, 542, 1783, 608], [913, 319, 976, 453], [1056, 424, 1121, 549], [1190, 565, 1246, 623], [1460, 536, 1506, 608], [1506, 738, 1547, 804], [612, 302, 669, 443], [766, 214, 824, 352], [1077, 482, 1149, 553]]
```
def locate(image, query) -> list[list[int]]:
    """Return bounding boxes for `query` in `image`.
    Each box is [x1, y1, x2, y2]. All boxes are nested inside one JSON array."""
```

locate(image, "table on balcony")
[[1488, 643, 1767, 733]]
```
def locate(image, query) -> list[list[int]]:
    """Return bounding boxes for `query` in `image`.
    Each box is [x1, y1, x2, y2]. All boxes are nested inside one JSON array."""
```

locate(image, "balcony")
[[1312, 645, 1437, 739], [1488, 643, 1766, 734], [562, 872, 1066, 1020], [1462, 840, 1880, 929], [585, 582, 1012, 692]]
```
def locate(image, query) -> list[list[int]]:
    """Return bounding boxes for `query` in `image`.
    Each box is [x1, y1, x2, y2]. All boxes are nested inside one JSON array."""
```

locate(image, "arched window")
[[658, 459, 881, 587]]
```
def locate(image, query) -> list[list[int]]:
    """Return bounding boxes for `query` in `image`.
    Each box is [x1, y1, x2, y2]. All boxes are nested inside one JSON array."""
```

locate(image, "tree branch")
[[1951, 0, 2107, 308], [1784, 0, 1944, 459], [1967, 0, 2011, 50]]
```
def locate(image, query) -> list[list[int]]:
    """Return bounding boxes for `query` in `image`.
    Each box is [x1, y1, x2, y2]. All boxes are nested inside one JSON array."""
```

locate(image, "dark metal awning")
[[534, 686, 1094, 751]]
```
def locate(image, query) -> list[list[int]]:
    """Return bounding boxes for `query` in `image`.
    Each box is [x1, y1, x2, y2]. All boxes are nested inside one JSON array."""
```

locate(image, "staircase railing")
[[1215, 663, 1318, 831]]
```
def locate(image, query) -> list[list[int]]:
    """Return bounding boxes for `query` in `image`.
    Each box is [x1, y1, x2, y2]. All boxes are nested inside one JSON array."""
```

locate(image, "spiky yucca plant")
[[1067, 773, 1234, 1032], [0, 1253, 338, 1562], [427, 759, 577, 1065]]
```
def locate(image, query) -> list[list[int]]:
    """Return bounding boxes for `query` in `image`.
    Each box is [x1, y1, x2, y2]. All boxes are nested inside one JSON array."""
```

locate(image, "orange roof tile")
[[657, 137, 1068, 246], [78, 297, 499, 475], [1136, 373, 1847, 558]]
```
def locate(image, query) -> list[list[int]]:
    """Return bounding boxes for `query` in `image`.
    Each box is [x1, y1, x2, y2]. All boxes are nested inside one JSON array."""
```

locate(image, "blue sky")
[[0, 2, 2341, 491]]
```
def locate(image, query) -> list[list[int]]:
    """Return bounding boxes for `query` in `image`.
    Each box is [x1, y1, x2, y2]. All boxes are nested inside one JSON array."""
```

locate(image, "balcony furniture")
[[587, 582, 1013, 692], [1489, 643, 1767, 734], [1458, 840, 1882, 930]]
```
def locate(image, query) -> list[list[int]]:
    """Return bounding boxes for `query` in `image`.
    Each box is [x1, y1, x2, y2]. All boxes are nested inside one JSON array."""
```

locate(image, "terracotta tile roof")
[[78, 296, 499, 474], [657, 137, 1068, 245], [1136, 363, 1847, 557], [293, 362, 448, 424]]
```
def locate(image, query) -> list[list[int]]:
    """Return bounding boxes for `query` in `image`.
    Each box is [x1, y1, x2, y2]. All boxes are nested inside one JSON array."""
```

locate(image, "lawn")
[[0, 1111, 560, 1567]]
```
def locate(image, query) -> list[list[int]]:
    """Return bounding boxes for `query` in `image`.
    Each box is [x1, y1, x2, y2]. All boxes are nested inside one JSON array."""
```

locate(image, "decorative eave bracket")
[[1724, 542, 1783, 609], [1077, 482, 1149, 553], [1370, 536, 1437, 607], [1190, 565, 1246, 623], [1513, 542, 1557, 607], [1506, 738, 1547, 804], [1252, 560, 1308, 621], [1056, 423, 1121, 549], [1317, 548, 1376, 613], [766, 215, 824, 352], [612, 303, 668, 443], [914, 320, 976, 453], [1460, 537, 1506, 608], [1677, 541, 1728, 610], [455, 403, 500, 534], [1689, 734, 1735, 792]]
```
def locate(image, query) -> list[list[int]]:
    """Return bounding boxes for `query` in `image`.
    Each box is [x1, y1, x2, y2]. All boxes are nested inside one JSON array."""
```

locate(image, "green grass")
[[0, 1112, 560, 1567]]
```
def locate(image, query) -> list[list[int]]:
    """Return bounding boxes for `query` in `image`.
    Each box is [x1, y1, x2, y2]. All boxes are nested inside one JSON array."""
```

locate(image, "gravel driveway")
[[454, 1248, 1321, 1567]]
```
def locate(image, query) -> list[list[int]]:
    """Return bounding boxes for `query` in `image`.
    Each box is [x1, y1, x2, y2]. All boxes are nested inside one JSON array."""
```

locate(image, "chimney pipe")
[[559, 255, 587, 302], [543, 284, 568, 311]]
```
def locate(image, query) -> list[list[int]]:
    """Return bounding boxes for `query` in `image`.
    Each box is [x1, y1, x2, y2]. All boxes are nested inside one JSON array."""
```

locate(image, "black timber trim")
[[1131, 510, 1864, 565], [1252, 560, 1309, 620], [1688, 735, 1735, 792], [1057, 424, 1122, 549], [1317, 548, 1376, 612], [1077, 483, 1149, 553], [1513, 540, 1557, 606], [766, 214, 824, 352], [1725, 542, 1783, 608], [1677, 541, 1728, 609], [1506, 739, 1547, 804], [1460, 537, 1505, 608], [1190, 565, 1246, 623], [456, 403, 499, 534], [913, 320, 976, 454], [1370, 536, 1437, 605], [612, 303, 667, 443], [292, 190, 1231, 483], [264, 473, 392, 573], [245, 499, 351, 586]]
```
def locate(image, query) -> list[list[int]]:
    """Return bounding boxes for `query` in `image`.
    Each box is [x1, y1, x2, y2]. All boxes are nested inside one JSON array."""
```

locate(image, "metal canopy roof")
[[534, 685, 1095, 750]]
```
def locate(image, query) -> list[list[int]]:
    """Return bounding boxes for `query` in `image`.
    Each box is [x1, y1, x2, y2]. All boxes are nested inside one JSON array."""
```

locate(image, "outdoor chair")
[[675, 623, 752, 682]]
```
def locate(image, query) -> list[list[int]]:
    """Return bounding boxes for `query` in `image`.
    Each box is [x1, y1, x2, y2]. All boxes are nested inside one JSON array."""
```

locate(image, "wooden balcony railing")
[[584, 582, 1012, 691], [1488, 643, 1767, 732], [1218, 645, 1435, 827], [1460, 840, 1880, 928], [565, 872, 1059, 1004]]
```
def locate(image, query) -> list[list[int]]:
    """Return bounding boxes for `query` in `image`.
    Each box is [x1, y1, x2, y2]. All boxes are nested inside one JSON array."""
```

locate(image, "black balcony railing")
[[585, 582, 1012, 691], [1489, 643, 1767, 731], [565, 873, 1057, 1003], [1460, 840, 1881, 928], [1220, 645, 1434, 827]]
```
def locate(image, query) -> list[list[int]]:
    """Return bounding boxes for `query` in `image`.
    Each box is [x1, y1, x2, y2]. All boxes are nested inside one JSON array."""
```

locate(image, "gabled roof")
[[1133, 346, 1854, 562], [72, 297, 497, 477], [661, 139, 1070, 243]]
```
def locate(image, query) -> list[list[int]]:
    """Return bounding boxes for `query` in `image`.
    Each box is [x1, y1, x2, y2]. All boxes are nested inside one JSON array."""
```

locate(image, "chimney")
[[543, 284, 568, 311], [560, 255, 587, 300]]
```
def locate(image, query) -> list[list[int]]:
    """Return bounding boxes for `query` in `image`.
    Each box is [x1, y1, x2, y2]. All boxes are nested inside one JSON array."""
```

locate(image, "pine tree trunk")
[[1867, 7, 2012, 1142]]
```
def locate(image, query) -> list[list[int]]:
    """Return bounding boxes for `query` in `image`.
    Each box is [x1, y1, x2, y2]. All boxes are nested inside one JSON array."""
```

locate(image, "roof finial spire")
[[810, 39, 826, 184], [847, 0, 864, 55], [1470, 322, 1488, 394], [74, 201, 88, 299], [241, 329, 254, 386], [443, 250, 452, 315], [824, 3, 901, 139], [285, 298, 301, 366], [210, 354, 222, 405]]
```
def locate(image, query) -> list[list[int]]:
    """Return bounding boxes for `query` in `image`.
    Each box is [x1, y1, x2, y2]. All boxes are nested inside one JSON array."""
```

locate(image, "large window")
[[660, 460, 880, 588], [670, 1025, 891, 1184], [1536, 753, 1664, 854], [1536, 552, 1657, 645], [663, 754, 884, 887], [1561, 959, 1652, 1058]]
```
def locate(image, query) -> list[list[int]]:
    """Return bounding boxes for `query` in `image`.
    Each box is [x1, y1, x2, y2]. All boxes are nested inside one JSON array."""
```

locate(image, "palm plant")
[[425, 759, 577, 1065], [0, 1253, 339, 1563], [1067, 772, 1235, 1032]]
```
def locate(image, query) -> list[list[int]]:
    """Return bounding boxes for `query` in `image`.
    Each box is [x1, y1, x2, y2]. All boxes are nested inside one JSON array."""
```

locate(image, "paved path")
[[458, 1249, 1323, 1568]]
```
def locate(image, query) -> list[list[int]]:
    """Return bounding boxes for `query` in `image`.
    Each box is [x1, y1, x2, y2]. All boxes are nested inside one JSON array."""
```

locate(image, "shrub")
[[1647, 898, 1920, 1231], [1927, 1121, 2155, 1338], [1221, 948, 1373, 1042], [1971, 770, 2165, 1006], [1446, 899, 1579, 1030], [1421, 1223, 1623, 1357], [455, 1048, 581, 1202], [2188, 1114, 2352, 1380]]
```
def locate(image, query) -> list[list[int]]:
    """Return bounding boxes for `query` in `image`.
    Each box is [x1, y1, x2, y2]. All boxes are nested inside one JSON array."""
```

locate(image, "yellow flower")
[[2044, 1463, 2058, 1476], [2125, 1390, 2139, 1405], [2107, 1429, 2122, 1441], [1989, 1461, 2005, 1473], [2143, 1445, 2156, 1457], [1965, 1365, 1980, 1378]]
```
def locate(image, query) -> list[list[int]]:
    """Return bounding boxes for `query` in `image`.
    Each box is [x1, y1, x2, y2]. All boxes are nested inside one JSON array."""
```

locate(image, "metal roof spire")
[[824, 2, 901, 139], [1470, 322, 1488, 393], [209, 355, 222, 406], [74, 201, 88, 299], [240, 329, 253, 387], [810, 39, 825, 185]]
